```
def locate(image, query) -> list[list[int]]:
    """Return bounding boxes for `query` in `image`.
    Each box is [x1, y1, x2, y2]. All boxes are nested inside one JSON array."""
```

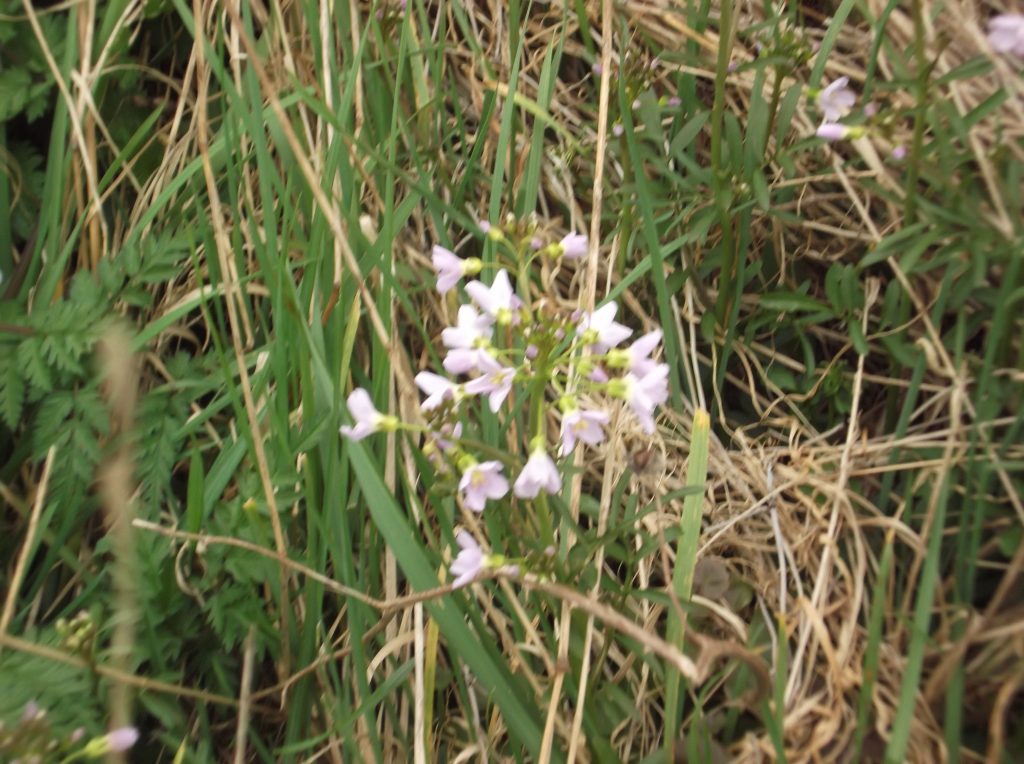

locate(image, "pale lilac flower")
[[464, 354, 515, 411], [817, 76, 856, 123], [592, 62, 603, 76], [442, 305, 493, 374], [667, 96, 682, 108], [459, 460, 509, 511], [432, 245, 476, 294], [106, 727, 140, 753], [415, 371, 458, 410], [450, 530, 485, 588], [559, 232, 588, 259], [83, 727, 139, 756], [863, 100, 879, 117], [513, 449, 561, 498], [621, 363, 670, 434], [466, 269, 521, 325], [478, 220, 492, 234], [578, 301, 632, 352], [988, 14, 1024, 57], [891, 145, 907, 160], [608, 329, 662, 375], [588, 365, 609, 383], [530, 236, 544, 250], [560, 408, 611, 455], [816, 123, 852, 142], [612, 123, 624, 137], [525, 344, 539, 360], [340, 388, 391, 440]]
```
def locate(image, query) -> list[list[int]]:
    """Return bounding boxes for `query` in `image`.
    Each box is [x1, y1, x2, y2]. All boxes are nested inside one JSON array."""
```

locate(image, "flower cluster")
[[0, 701, 138, 761], [988, 14, 1024, 57], [340, 220, 671, 588]]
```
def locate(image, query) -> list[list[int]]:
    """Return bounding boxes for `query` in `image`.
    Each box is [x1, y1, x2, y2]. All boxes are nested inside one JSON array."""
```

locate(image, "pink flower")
[[340, 388, 393, 440], [450, 530, 485, 588], [559, 232, 588, 259], [464, 354, 515, 412], [415, 372, 458, 410], [817, 76, 856, 123], [466, 269, 521, 325], [620, 364, 670, 434], [891, 145, 907, 160], [430, 421, 462, 451], [442, 305, 493, 374], [578, 301, 632, 352], [560, 408, 610, 455], [513, 449, 561, 498], [432, 246, 479, 294], [988, 14, 1024, 57], [459, 460, 509, 511]]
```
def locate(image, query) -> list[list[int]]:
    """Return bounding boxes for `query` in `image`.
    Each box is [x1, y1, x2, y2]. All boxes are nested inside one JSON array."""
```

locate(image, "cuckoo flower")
[[559, 408, 610, 455], [415, 372, 459, 410], [442, 304, 493, 374], [459, 460, 509, 512], [340, 388, 397, 440], [513, 448, 561, 499], [466, 269, 521, 325], [817, 76, 856, 123], [558, 232, 588, 260], [578, 301, 632, 353], [450, 530, 486, 588], [464, 354, 515, 412], [612, 363, 670, 434], [432, 245, 481, 294], [988, 14, 1024, 56], [607, 329, 662, 376]]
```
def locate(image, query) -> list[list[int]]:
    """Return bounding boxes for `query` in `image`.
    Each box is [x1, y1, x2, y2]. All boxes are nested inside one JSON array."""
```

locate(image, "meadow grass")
[[1, 0, 1022, 761]]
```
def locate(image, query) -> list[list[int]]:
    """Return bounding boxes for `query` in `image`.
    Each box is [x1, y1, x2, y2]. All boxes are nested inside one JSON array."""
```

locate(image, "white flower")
[[459, 461, 509, 512], [621, 363, 670, 434], [988, 14, 1024, 57], [607, 329, 662, 376], [464, 354, 515, 412], [559, 408, 610, 455], [415, 372, 459, 410], [450, 530, 486, 588], [513, 449, 561, 498], [465, 269, 521, 325], [817, 76, 856, 123], [340, 388, 393, 440], [578, 301, 632, 353], [442, 304, 493, 375]]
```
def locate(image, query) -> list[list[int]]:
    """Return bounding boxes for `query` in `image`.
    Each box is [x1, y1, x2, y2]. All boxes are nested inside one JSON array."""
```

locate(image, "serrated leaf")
[[0, 354, 25, 428], [0, 68, 31, 122]]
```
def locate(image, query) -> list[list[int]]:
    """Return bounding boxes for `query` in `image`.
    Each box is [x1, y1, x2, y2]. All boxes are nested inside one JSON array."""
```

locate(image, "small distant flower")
[[466, 269, 520, 325], [478, 220, 492, 234], [415, 371, 459, 410], [891, 145, 907, 160], [560, 408, 610, 455], [592, 62, 603, 76], [340, 388, 396, 440], [666, 96, 682, 108], [612, 123, 624, 137], [450, 530, 485, 588], [613, 364, 670, 434], [988, 14, 1024, 57], [607, 329, 662, 375], [588, 365, 609, 383], [863, 100, 879, 117], [727, 61, 738, 73], [459, 460, 509, 511], [578, 301, 632, 352], [632, 98, 642, 110], [559, 232, 588, 260], [442, 305, 493, 374], [817, 76, 856, 123], [514, 448, 561, 498], [530, 236, 544, 250], [431, 245, 481, 294], [525, 344, 539, 360], [464, 354, 515, 412]]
